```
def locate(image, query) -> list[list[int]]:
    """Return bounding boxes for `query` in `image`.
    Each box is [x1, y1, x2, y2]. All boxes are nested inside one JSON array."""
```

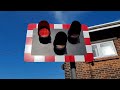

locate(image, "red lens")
[[39, 28, 50, 37]]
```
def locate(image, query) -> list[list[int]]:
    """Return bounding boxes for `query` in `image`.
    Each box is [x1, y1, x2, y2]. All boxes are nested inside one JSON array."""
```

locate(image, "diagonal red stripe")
[[24, 53, 34, 62], [27, 24, 37, 30], [65, 55, 75, 62], [45, 56, 55, 62], [50, 24, 54, 29], [63, 24, 71, 30], [81, 24, 88, 31], [26, 37, 32, 45], [84, 53, 94, 62], [84, 38, 91, 45]]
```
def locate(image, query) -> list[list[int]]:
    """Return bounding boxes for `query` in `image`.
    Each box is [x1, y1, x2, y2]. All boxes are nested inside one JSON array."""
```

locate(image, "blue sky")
[[0, 11, 120, 79]]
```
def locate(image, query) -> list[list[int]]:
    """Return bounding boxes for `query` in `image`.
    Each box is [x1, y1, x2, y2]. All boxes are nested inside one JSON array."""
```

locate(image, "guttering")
[[88, 20, 120, 32]]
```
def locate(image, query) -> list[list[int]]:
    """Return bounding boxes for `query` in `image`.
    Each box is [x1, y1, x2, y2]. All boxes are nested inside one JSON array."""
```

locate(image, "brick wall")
[[63, 38, 120, 79]]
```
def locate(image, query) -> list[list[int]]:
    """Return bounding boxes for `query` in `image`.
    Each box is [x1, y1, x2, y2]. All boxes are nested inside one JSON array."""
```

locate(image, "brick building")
[[62, 20, 120, 79]]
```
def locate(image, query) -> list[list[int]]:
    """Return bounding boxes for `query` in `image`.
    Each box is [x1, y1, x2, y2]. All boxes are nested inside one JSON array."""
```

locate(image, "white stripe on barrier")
[[34, 56, 45, 62], [54, 24, 63, 29], [86, 45, 93, 53], [27, 30, 33, 37], [36, 24, 38, 28], [75, 55, 85, 62], [83, 31, 90, 38], [55, 56, 65, 62], [25, 45, 32, 53]]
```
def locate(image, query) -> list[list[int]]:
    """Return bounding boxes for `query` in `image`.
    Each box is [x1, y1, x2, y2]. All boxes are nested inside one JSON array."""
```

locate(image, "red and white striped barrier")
[[24, 23, 93, 62]]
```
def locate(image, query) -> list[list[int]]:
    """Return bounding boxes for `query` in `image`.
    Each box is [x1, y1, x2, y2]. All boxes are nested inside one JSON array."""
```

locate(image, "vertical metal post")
[[70, 62, 76, 79]]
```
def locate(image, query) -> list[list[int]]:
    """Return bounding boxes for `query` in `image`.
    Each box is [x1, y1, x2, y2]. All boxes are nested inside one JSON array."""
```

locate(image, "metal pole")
[[70, 62, 76, 79]]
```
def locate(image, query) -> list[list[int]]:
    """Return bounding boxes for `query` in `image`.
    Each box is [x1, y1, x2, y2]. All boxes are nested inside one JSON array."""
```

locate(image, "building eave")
[[88, 20, 120, 32]]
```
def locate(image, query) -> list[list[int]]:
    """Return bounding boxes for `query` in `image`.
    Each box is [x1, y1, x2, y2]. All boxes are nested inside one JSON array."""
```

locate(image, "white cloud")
[[52, 11, 91, 24], [53, 11, 66, 23]]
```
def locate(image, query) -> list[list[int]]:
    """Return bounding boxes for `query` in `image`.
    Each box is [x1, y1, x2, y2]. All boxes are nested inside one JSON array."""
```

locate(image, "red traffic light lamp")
[[38, 20, 51, 44]]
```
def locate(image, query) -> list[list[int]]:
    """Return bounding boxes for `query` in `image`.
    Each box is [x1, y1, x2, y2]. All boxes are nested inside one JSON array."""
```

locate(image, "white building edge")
[[88, 20, 120, 32]]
